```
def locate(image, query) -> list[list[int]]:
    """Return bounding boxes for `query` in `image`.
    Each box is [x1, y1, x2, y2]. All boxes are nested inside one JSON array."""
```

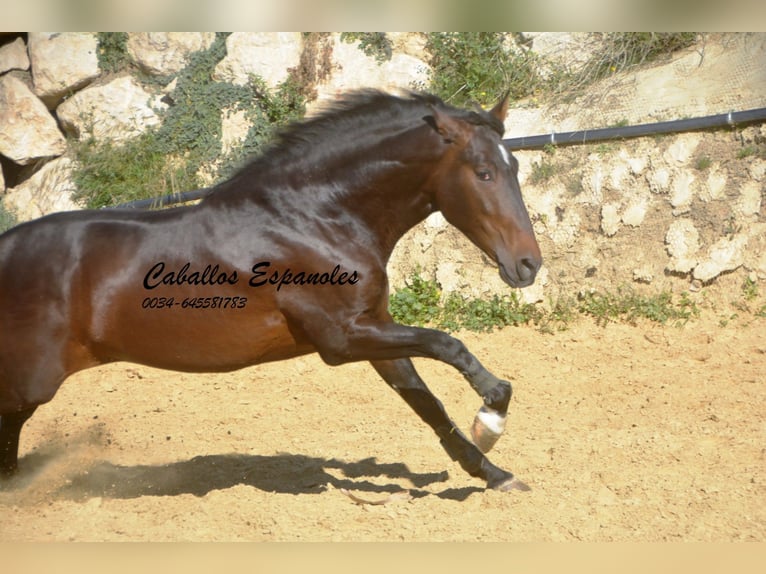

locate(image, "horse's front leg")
[[359, 322, 514, 453], [371, 358, 528, 491], [287, 308, 515, 454]]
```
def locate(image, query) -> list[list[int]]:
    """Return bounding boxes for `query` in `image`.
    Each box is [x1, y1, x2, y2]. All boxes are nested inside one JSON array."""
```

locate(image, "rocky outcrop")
[[27, 32, 100, 108], [312, 35, 429, 104], [213, 33, 303, 88], [0, 38, 29, 74], [3, 157, 81, 220], [127, 33, 216, 76], [0, 74, 66, 164], [57, 75, 167, 143]]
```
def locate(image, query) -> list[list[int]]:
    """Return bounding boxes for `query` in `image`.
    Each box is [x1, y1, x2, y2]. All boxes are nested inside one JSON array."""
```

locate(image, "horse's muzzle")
[[498, 254, 541, 288]]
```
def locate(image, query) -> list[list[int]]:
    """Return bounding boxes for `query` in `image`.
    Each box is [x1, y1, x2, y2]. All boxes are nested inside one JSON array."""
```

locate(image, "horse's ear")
[[426, 105, 465, 144], [489, 91, 510, 122]]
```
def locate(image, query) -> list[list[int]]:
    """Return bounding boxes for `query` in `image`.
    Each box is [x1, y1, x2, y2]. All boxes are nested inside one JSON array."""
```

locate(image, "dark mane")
[[221, 90, 505, 188]]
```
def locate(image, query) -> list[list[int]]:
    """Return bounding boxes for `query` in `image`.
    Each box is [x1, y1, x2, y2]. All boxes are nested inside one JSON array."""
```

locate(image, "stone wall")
[[0, 32, 430, 219], [0, 32, 764, 307]]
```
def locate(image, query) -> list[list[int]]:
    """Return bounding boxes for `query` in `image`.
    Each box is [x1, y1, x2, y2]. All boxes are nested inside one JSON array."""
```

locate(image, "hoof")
[[492, 477, 531, 492], [470, 406, 506, 453]]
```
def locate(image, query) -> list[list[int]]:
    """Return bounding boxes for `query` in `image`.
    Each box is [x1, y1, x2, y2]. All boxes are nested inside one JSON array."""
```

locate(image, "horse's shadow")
[[14, 451, 482, 502]]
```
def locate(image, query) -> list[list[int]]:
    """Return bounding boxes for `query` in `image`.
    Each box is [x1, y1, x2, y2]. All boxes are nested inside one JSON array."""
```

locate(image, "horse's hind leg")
[[0, 407, 38, 477], [370, 358, 529, 492]]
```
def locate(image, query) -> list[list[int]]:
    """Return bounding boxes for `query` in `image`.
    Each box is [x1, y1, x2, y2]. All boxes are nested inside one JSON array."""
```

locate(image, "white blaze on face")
[[498, 143, 510, 166]]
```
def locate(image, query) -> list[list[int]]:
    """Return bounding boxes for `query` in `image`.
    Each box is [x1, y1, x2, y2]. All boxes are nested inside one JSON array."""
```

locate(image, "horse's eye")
[[476, 169, 493, 182]]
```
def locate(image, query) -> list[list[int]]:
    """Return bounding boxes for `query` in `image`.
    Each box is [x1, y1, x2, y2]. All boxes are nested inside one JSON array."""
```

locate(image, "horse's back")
[[0, 209, 190, 406]]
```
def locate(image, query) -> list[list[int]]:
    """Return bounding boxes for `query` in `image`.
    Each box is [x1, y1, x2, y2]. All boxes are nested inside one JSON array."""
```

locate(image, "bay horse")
[[0, 90, 541, 492]]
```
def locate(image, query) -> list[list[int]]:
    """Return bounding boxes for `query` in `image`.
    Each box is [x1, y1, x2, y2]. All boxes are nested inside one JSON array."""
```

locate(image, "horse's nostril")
[[518, 257, 540, 283]]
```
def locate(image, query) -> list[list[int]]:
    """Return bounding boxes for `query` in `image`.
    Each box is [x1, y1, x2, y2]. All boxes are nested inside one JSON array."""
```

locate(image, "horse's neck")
[[338, 157, 438, 262], [208, 124, 441, 261]]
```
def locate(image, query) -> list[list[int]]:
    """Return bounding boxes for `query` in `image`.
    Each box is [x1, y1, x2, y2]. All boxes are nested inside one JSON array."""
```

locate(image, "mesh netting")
[[510, 33, 766, 135]]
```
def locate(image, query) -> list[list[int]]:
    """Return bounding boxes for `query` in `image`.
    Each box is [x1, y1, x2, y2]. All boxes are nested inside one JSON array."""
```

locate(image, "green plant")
[[422, 32, 547, 107], [737, 145, 758, 159], [388, 273, 539, 332], [594, 143, 616, 155], [735, 277, 766, 318], [97, 33, 130, 73], [542, 143, 557, 156], [389, 273, 712, 333], [388, 270, 442, 327], [71, 134, 198, 208], [440, 291, 538, 332], [742, 277, 759, 301], [536, 296, 578, 334], [0, 200, 18, 233], [577, 287, 698, 326], [528, 159, 556, 185], [695, 156, 712, 170], [340, 33, 392, 63]]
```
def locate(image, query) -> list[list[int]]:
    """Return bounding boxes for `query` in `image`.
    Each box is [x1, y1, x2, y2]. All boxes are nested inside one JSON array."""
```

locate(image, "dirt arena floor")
[[1, 313, 763, 542]]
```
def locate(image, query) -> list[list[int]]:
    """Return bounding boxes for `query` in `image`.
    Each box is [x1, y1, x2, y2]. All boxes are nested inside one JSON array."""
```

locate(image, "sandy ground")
[[1, 313, 764, 542]]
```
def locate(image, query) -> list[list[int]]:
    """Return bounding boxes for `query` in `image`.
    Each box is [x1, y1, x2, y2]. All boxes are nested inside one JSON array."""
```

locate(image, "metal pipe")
[[108, 187, 212, 210], [503, 107, 766, 150]]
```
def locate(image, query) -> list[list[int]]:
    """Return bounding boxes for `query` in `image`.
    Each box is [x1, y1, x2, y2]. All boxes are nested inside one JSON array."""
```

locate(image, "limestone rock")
[[0, 74, 66, 165], [57, 76, 166, 144], [521, 33, 595, 74], [312, 34, 430, 105], [127, 33, 216, 76], [27, 32, 99, 108], [220, 106, 251, 156], [749, 159, 766, 182], [600, 202, 621, 236], [647, 166, 671, 194], [663, 134, 701, 165], [3, 157, 81, 221], [703, 167, 727, 201], [736, 181, 762, 218], [621, 197, 648, 227], [0, 37, 30, 74], [693, 235, 748, 282], [387, 33, 427, 59], [665, 218, 700, 274], [669, 170, 696, 214], [213, 33, 303, 88]]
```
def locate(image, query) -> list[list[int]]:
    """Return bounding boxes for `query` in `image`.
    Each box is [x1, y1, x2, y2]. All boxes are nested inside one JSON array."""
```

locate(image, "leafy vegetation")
[[736, 145, 766, 160], [74, 33, 306, 208], [575, 288, 699, 327], [0, 201, 18, 234], [340, 33, 392, 63], [389, 272, 703, 333], [96, 32, 130, 73], [388, 270, 442, 327], [695, 156, 712, 170], [528, 159, 556, 185], [734, 277, 766, 318], [420, 32, 551, 107]]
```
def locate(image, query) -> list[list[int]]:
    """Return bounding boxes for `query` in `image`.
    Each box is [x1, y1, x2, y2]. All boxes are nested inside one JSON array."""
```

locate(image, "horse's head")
[[426, 95, 542, 288]]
